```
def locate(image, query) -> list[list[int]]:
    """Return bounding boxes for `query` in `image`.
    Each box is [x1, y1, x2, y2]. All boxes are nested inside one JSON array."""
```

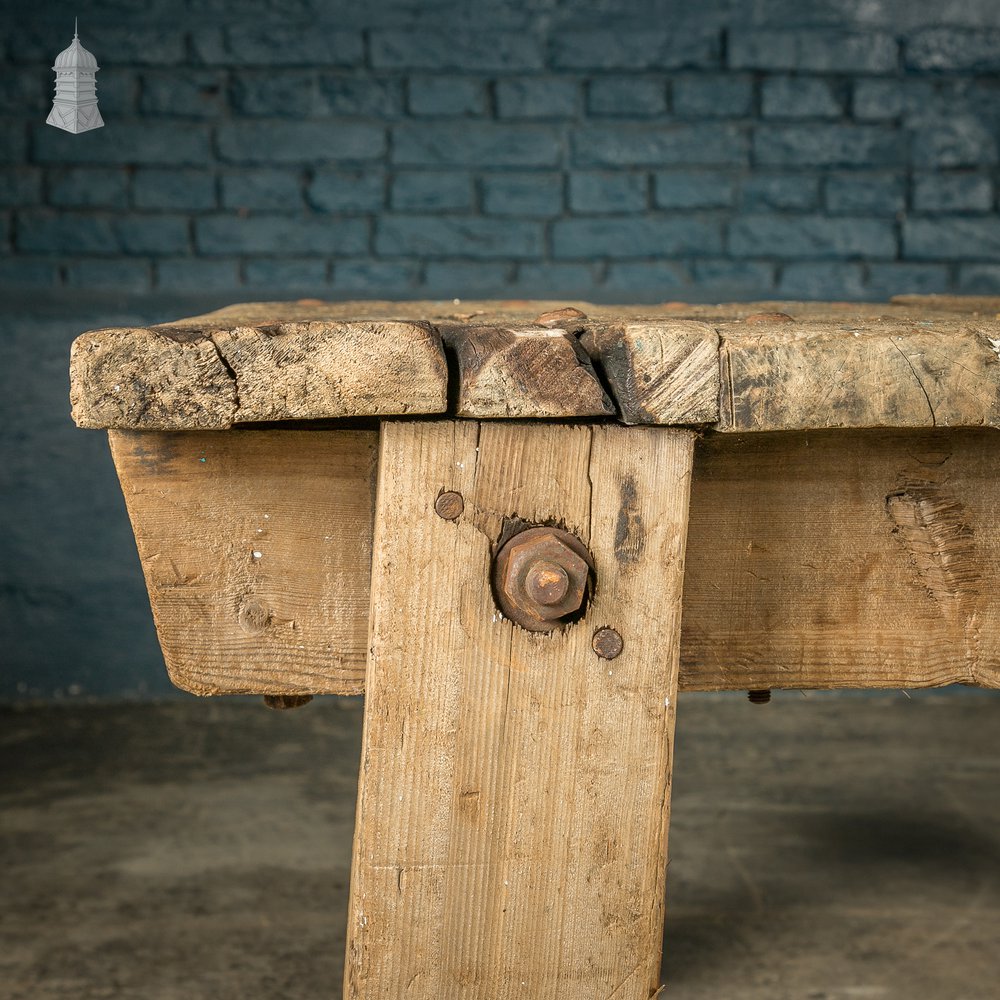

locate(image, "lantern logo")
[[47, 19, 104, 134]]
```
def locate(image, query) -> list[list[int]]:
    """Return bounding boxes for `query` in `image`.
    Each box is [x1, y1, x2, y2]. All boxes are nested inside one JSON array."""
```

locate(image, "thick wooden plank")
[[109, 428, 376, 695], [441, 323, 614, 419], [346, 421, 694, 999], [582, 320, 720, 424], [718, 320, 1000, 432], [72, 320, 447, 429], [681, 427, 1000, 690], [111, 426, 1000, 695]]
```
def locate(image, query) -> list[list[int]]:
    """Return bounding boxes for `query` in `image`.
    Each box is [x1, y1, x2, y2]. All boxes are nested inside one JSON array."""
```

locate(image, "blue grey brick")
[[570, 172, 647, 214], [0, 258, 60, 288], [229, 74, 318, 117], [371, 30, 542, 71], [0, 211, 10, 249], [141, 71, 225, 117], [156, 258, 241, 291], [423, 261, 514, 292], [671, 75, 753, 119], [222, 170, 303, 211], [853, 80, 903, 121], [133, 169, 216, 211], [906, 29, 1000, 72], [0, 169, 41, 207], [958, 265, 1000, 293], [83, 26, 185, 65], [777, 262, 867, 299], [391, 172, 472, 212], [867, 263, 950, 296], [729, 30, 897, 73], [551, 27, 720, 70], [48, 169, 129, 209], [93, 69, 138, 116], [195, 26, 362, 67], [112, 215, 190, 255], [573, 124, 746, 167], [64, 258, 151, 292], [913, 174, 993, 212], [310, 170, 385, 213], [912, 120, 998, 168], [740, 174, 820, 211], [762, 77, 842, 119], [753, 125, 904, 167], [690, 259, 776, 294], [903, 218, 1000, 260], [0, 67, 48, 112], [393, 124, 560, 168], [825, 174, 905, 215], [553, 216, 723, 258], [243, 258, 329, 289], [587, 78, 667, 118], [333, 259, 421, 292], [196, 215, 369, 255], [16, 211, 118, 254], [603, 261, 690, 291], [514, 262, 602, 291], [408, 77, 487, 117], [496, 79, 579, 119], [217, 122, 385, 164], [654, 171, 733, 209], [319, 76, 404, 118], [729, 215, 897, 259], [376, 215, 543, 258], [481, 173, 563, 217], [33, 123, 211, 166], [1, 123, 27, 164]]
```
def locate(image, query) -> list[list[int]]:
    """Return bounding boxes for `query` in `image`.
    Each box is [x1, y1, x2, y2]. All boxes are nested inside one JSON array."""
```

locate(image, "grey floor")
[[2, 692, 998, 1000]]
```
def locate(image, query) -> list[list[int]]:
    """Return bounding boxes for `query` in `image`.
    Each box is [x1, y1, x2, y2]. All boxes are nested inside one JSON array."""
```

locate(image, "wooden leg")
[[346, 421, 695, 999]]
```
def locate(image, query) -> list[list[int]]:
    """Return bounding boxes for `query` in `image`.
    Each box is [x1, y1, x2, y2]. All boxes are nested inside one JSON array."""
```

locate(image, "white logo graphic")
[[47, 19, 104, 134]]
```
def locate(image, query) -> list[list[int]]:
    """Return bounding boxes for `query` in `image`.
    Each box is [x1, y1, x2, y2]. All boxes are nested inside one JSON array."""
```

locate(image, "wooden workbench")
[[72, 294, 1000, 998]]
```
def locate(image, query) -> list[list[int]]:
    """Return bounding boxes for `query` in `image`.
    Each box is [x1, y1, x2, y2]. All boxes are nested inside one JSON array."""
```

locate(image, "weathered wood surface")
[[347, 420, 693, 999], [109, 428, 376, 695], [440, 323, 614, 419], [72, 320, 447, 429], [681, 427, 1000, 690], [73, 298, 1000, 431], [112, 426, 1000, 695], [717, 319, 1000, 432], [891, 294, 1000, 315], [582, 320, 720, 424]]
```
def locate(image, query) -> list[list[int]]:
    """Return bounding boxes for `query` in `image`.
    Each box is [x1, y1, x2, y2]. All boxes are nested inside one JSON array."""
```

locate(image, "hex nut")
[[493, 526, 594, 632]]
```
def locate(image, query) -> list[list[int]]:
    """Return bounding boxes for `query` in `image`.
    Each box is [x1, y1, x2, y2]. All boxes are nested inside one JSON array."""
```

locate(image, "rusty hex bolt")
[[493, 526, 594, 632]]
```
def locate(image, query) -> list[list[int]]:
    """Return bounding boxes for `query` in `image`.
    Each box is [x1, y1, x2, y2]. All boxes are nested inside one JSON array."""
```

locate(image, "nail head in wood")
[[434, 490, 465, 521], [592, 627, 624, 660]]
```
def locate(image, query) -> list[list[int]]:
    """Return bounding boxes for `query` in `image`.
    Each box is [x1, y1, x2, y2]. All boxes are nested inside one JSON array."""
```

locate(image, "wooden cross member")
[[72, 294, 1000, 997]]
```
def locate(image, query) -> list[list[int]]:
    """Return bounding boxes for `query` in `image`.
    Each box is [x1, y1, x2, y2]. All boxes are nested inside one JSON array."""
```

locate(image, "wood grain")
[[582, 320, 720, 424], [442, 323, 615, 419], [109, 428, 376, 695], [681, 427, 1000, 690], [73, 320, 447, 429], [718, 320, 1000, 432], [346, 420, 695, 999]]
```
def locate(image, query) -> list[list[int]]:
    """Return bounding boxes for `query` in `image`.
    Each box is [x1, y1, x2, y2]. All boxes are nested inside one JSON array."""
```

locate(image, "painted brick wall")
[[3, 0, 1000, 301]]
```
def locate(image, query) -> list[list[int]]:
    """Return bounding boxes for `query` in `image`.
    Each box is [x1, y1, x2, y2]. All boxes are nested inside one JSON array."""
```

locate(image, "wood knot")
[[238, 599, 271, 634]]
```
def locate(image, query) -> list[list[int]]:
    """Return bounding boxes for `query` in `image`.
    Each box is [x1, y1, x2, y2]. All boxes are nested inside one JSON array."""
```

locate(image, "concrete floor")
[[2, 693, 998, 999]]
